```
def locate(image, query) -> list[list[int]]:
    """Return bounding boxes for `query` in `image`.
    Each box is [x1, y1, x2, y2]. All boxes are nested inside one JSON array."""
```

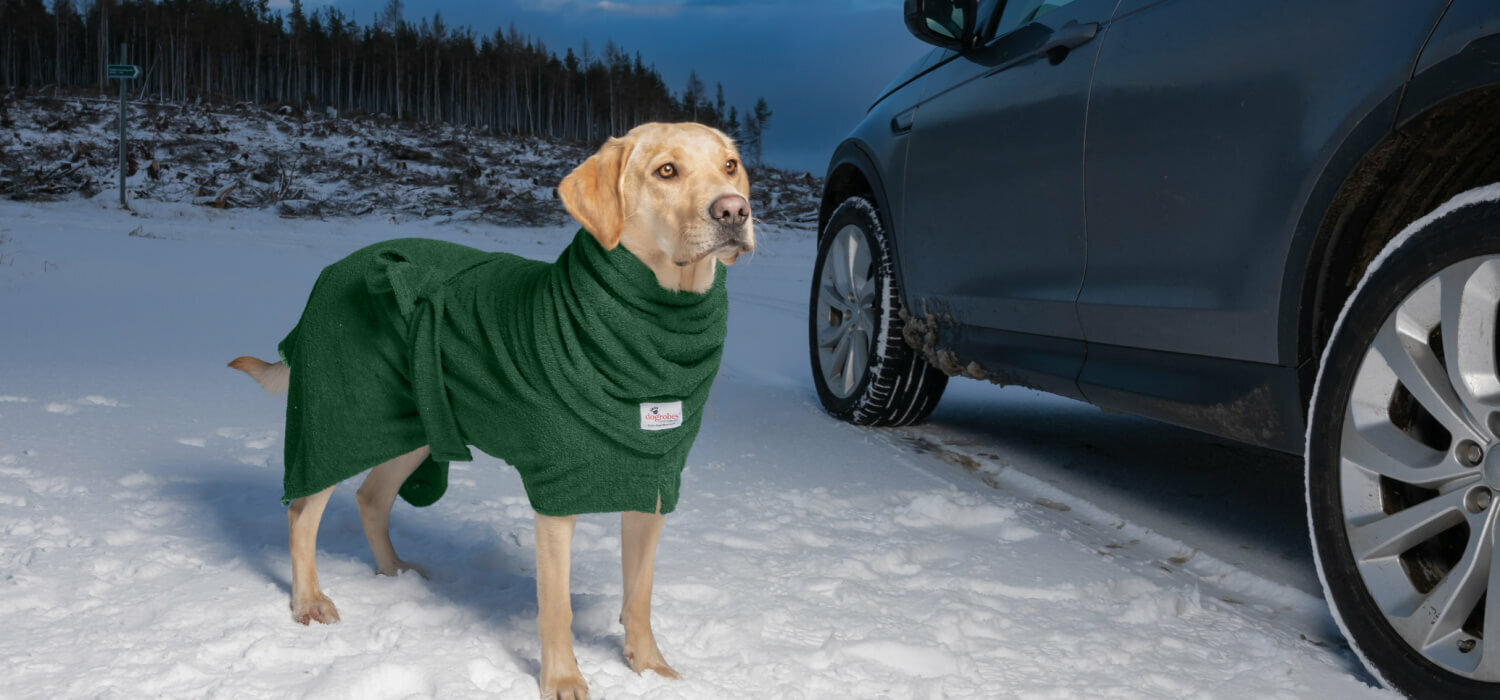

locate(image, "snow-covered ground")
[[0, 197, 1396, 698], [2, 95, 822, 228]]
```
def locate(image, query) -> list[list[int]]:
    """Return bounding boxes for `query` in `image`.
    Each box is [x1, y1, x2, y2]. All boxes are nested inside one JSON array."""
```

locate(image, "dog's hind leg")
[[288, 485, 340, 625], [355, 445, 431, 577], [535, 512, 589, 700], [620, 505, 680, 680]]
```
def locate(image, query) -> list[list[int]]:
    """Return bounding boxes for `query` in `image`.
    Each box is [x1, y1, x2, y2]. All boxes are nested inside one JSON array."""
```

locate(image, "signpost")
[[108, 45, 140, 208]]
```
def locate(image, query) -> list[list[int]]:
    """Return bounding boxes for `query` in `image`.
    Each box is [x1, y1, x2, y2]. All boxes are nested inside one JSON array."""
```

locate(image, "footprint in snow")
[[214, 427, 279, 450], [118, 472, 162, 488], [0, 454, 31, 506], [242, 434, 277, 449], [842, 640, 961, 678], [0, 450, 39, 477], [44, 395, 127, 415], [176, 431, 277, 466]]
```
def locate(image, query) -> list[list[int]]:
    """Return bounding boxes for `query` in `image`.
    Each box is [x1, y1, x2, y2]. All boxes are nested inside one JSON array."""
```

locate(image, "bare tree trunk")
[[98, 2, 108, 92]]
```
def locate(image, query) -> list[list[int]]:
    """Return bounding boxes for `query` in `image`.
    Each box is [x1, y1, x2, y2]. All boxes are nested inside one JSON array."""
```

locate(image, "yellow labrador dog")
[[230, 122, 753, 700]]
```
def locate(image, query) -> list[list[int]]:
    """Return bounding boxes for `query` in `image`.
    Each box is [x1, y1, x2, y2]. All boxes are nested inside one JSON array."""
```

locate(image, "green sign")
[[107, 64, 140, 79]]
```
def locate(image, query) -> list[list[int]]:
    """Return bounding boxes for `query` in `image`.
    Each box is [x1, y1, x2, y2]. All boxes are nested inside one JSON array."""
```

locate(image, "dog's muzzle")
[[711, 194, 751, 228], [712, 194, 755, 259], [676, 195, 755, 265]]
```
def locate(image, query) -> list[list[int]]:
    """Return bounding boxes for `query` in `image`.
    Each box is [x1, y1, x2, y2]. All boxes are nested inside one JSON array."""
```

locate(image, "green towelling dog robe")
[[277, 230, 728, 516]]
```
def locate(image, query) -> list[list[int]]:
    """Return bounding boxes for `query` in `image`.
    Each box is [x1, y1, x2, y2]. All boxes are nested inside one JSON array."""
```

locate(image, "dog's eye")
[[655, 163, 677, 179], [725, 159, 739, 175]]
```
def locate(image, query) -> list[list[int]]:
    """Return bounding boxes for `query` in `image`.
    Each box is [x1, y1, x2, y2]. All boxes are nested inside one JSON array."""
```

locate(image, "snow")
[[3, 96, 822, 229], [0, 195, 1398, 698], [3, 97, 581, 220]]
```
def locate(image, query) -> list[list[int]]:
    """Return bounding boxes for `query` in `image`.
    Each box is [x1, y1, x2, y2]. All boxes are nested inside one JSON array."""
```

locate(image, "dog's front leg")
[[534, 512, 588, 700], [620, 509, 679, 679]]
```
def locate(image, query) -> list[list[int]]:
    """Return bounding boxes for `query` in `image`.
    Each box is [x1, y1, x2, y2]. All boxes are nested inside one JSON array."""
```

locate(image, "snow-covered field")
[[0, 197, 1395, 698], [2, 95, 822, 228]]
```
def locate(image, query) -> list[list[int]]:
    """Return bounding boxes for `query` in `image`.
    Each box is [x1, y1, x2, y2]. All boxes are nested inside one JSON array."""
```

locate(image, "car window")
[[977, 0, 1005, 35], [990, 0, 1082, 38], [921, 2, 972, 40]]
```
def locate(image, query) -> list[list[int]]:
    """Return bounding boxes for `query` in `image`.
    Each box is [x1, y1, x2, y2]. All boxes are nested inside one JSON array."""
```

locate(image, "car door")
[[1076, 0, 1450, 365], [899, 0, 1121, 398]]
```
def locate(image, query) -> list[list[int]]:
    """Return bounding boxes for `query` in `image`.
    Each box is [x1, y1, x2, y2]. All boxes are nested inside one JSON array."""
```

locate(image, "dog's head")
[[558, 122, 755, 284]]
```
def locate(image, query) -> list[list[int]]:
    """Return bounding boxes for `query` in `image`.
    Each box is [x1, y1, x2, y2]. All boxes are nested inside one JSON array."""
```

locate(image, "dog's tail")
[[228, 356, 290, 395]]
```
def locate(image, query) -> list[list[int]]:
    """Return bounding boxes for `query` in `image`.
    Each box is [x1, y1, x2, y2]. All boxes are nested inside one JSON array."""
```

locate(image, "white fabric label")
[[640, 401, 684, 431]]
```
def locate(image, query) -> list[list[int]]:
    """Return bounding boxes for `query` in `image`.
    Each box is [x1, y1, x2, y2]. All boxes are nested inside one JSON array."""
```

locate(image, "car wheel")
[[1308, 185, 1500, 698], [809, 196, 947, 426]]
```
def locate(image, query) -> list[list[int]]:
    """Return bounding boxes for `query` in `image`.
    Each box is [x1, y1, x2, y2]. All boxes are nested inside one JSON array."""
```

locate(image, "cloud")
[[591, 1, 682, 15], [517, 0, 904, 12], [268, 0, 338, 9]]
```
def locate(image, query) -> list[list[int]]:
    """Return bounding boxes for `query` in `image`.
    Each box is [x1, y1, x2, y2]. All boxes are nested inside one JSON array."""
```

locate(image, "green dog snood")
[[277, 229, 728, 516]]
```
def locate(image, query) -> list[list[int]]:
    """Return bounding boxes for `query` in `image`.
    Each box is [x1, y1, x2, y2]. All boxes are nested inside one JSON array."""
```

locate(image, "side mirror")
[[903, 0, 979, 51]]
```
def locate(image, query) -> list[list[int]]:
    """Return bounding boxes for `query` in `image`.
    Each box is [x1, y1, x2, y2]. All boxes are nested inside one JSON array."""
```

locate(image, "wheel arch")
[[820, 140, 917, 308], [1291, 54, 1500, 412], [820, 141, 893, 244]]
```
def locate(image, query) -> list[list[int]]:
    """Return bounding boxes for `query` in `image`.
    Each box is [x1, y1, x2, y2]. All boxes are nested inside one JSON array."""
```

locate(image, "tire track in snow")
[[880, 425, 1363, 661]]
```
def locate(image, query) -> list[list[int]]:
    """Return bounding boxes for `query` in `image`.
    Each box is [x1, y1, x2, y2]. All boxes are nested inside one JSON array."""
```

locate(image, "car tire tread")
[[810, 196, 948, 427]]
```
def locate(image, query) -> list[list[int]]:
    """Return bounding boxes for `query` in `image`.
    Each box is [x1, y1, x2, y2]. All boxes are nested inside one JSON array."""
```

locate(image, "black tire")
[[808, 196, 948, 426], [1308, 187, 1500, 698]]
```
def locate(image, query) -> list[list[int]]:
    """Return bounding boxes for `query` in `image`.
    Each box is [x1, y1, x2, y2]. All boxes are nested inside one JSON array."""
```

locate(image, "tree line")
[[0, 0, 775, 162]]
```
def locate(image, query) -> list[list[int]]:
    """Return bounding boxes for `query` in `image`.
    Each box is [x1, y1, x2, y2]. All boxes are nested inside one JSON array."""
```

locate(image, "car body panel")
[[1412, 0, 1499, 77], [1278, 89, 1405, 396], [927, 324, 1093, 401], [821, 63, 934, 273], [1076, 0, 1446, 363], [896, 0, 1121, 394], [1400, 2, 1500, 127], [1079, 340, 1308, 452], [870, 47, 950, 112], [821, 0, 1500, 453]]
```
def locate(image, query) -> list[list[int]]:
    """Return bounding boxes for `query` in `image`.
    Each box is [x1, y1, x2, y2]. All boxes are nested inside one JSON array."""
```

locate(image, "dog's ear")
[[559, 137, 633, 250]]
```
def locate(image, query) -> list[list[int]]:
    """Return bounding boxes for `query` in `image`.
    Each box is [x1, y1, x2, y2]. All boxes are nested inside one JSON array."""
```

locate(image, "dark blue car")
[[808, 1, 1500, 696]]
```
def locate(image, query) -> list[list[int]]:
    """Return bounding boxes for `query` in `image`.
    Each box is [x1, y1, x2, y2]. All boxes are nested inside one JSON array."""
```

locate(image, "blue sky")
[[292, 0, 931, 172]]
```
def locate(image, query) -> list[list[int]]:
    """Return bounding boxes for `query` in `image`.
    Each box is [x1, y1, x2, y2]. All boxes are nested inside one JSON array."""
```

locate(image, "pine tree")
[[683, 69, 704, 123], [0, 0, 762, 150], [713, 82, 726, 129], [749, 97, 773, 166], [725, 106, 740, 145], [289, 0, 307, 104], [380, 0, 403, 119]]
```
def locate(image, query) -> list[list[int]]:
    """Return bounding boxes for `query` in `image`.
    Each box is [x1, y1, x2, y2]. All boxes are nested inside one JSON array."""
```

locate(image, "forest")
[[0, 0, 776, 162]]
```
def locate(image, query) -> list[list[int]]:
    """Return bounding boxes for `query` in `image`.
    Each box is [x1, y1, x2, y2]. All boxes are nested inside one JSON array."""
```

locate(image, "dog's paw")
[[540, 672, 589, 700], [637, 659, 680, 680], [378, 560, 430, 580], [291, 592, 341, 625], [624, 643, 680, 680]]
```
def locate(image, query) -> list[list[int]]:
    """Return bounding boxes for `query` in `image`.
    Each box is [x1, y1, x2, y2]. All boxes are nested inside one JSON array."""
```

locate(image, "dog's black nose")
[[710, 194, 751, 227]]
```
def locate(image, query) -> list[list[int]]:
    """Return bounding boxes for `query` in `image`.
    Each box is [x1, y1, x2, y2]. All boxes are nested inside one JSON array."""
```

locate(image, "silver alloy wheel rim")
[[1341, 254, 1500, 680], [816, 224, 879, 399]]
